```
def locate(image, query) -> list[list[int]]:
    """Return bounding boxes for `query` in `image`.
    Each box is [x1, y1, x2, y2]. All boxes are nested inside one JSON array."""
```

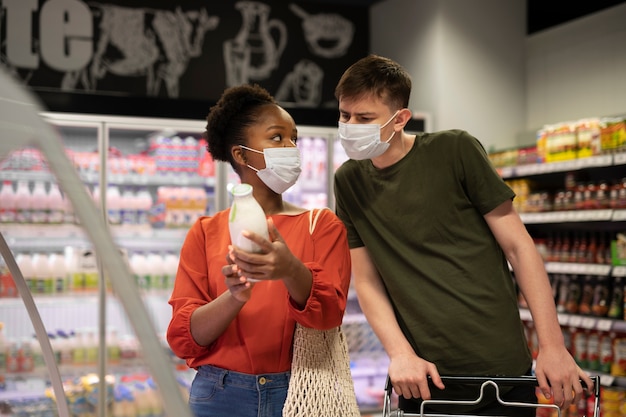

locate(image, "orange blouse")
[[166, 208, 351, 374]]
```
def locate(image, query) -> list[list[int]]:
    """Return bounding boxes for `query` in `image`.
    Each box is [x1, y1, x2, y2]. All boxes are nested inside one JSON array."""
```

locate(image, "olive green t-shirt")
[[334, 129, 532, 379]]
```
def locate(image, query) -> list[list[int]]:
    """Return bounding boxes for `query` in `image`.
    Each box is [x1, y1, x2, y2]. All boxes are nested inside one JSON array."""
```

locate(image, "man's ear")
[[396, 108, 413, 129]]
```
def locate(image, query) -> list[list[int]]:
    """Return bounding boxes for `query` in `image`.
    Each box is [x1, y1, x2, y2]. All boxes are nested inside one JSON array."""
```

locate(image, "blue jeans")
[[189, 365, 290, 417]]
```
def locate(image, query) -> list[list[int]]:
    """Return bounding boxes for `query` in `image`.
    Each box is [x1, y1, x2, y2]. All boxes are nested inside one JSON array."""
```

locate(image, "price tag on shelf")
[[599, 374, 615, 387], [613, 209, 626, 222], [596, 319, 613, 332], [569, 315, 583, 327], [580, 317, 597, 329], [557, 314, 570, 326], [613, 152, 626, 165], [498, 167, 513, 178]]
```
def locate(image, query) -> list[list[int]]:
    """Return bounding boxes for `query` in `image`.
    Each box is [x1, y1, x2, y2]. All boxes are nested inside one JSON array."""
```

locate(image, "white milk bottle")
[[30, 181, 48, 224], [47, 183, 65, 224], [135, 187, 153, 227], [120, 187, 137, 226], [14, 180, 33, 224], [15, 253, 34, 293], [228, 183, 269, 254], [163, 252, 179, 290], [31, 252, 53, 295], [145, 252, 164, 292], [106, 185, 122, 225], [48, 252, 67, 294], [0, 180, 17, 223]]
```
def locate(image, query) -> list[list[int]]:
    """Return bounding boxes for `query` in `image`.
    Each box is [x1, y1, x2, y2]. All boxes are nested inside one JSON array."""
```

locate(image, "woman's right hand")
[[223, 247, 254, 303]]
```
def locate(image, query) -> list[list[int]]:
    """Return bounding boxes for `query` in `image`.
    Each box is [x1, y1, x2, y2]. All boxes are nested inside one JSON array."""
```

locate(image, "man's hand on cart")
[[534, 344, 595, 410], [388, 352, 445, 400]]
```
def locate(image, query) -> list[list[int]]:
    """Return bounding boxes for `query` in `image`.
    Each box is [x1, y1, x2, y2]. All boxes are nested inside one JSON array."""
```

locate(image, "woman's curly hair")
[[205, 84, 277, 169]]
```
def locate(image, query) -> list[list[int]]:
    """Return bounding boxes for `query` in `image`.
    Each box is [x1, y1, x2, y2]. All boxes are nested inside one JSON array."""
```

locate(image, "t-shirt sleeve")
[[334, 163, 365, 249], [455, 131, 515, 215]]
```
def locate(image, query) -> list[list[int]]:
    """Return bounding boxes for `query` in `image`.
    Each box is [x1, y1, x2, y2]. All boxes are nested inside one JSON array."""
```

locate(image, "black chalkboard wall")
[[0, 0, 371, 126]]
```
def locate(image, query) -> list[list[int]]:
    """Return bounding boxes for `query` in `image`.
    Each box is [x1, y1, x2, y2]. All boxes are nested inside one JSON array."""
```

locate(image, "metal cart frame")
[[383, 375, 600, 417]]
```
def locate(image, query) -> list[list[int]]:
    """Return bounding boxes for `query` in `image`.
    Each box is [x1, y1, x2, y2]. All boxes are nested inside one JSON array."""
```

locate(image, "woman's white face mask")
[[338, 111, 399, 160], [240, 145, 302, 194]]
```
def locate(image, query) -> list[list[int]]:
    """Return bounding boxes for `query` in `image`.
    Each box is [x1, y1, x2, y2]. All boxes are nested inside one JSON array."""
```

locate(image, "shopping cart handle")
[[384, 374, 600, 397]]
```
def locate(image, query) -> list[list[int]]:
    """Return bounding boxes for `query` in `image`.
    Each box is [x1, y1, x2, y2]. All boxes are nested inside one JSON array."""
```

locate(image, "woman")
[[166, 84, 352, 417]]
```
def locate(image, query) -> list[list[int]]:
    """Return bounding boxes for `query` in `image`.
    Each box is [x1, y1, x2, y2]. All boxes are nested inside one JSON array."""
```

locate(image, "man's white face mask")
[[338, 111, 399, 160]]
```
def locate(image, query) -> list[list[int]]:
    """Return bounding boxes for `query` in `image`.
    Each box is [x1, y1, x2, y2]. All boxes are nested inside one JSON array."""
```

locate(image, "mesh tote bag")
[[282, 209, 361, 417]]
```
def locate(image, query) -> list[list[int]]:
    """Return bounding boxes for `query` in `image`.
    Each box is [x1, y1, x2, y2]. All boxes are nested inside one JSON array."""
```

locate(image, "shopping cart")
[[382, 375, 600, 417]]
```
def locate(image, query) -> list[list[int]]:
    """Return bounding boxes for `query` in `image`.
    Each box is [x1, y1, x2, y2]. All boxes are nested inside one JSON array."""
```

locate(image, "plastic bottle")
[[135, 188, 153, 227], [19, 337, 34, 373], [121, 187, 137, 226], [62, 189, 75, 224], [228, 183, 269, 254], [74, 328, 89, 367], [32, 252, 53, 295], [130, 253, 151, 291], [84, 327, 98, 366], [313, 136, 327, 186], [0, 255, 17, 298], [146, 252, 165, 292], [0, 180, 17, 223], [30, 180, 48, 224], [146, 377, 164, 417], [163, 252, 179, 290], [14, 180, 33, 224], [46, 182, 65, 224], [56, 330, 74, 369], [0, 322, 7, 386], [107, 327, 121, 366], [48, 252, 67, 294], [64, 246, 83, 293], [106, 185, 123, 225], [15, 253, 35, 293]]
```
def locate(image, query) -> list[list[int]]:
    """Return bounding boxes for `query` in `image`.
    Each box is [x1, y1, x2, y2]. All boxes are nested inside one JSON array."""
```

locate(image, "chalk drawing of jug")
[[224, 1, 287, 86]]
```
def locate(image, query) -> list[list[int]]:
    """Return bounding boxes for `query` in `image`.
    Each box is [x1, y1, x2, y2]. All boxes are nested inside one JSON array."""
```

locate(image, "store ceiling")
[[313, 0, 626, 34]]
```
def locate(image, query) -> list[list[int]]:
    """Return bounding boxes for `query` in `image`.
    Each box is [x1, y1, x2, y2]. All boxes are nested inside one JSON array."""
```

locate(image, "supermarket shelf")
[[519, 308, 626, 333], [519, 209, 626, 224], [497, 152, 625, 179], [0, 169, 216, 187], [544, 262, 612, 276], [0, 223, 188, 252]]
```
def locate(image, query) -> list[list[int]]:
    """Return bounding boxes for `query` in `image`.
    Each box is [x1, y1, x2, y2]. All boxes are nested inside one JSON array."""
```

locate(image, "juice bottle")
[[15, 253, 35, 293], [0, 322, 7, 386], [32, 252, 54, 295], [14, 180, 32, 224], [106, 185, 123, 225], [47, 182, 65, 224], [0, 180, 17, 223], [30, 180, 48, 224]]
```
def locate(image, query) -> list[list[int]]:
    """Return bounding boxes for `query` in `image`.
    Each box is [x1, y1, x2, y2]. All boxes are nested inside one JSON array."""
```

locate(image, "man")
[[333, 54, 592, 415]]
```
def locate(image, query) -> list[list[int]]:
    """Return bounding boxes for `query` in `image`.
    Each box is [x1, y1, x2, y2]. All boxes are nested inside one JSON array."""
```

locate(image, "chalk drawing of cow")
[[62, 4, 218, 97]]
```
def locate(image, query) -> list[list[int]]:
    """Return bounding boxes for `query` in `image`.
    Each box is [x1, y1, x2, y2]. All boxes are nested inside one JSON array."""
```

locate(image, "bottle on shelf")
[[14, 180, 33, 224], [0, 180, 17, 223], [47, 182, 65, 224], [0, 322, 7, 387], [30, 180, 48, 224]]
